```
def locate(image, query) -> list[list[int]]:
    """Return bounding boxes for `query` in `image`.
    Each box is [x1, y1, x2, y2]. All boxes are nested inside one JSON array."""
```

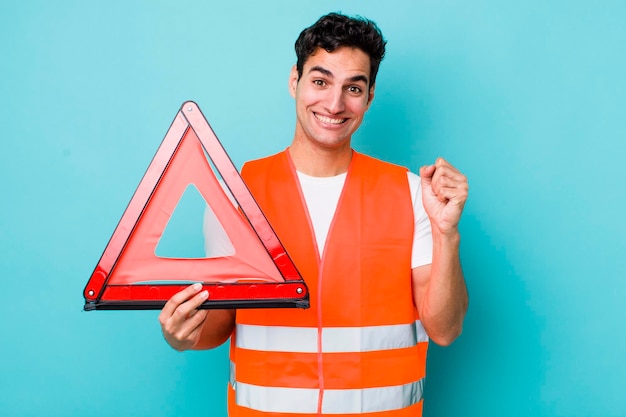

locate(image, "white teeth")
[[315, 114, 346, 125]]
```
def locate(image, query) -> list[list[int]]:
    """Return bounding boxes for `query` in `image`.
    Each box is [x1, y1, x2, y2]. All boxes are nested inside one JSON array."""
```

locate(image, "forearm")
[[192, 309, 236, 350], [418, 230, 468, 346]]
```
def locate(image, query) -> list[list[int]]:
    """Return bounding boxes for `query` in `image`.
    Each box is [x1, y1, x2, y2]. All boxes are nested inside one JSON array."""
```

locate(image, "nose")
[[323, 86, 346, 114]]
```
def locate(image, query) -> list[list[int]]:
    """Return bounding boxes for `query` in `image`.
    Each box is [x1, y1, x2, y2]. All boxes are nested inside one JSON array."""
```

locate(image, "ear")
[[288, 65, 299, 98]]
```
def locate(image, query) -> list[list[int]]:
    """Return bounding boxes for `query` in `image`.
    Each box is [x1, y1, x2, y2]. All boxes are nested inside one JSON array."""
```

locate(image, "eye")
[[313, 79, 326, 87], [348, 85, 363, 94]]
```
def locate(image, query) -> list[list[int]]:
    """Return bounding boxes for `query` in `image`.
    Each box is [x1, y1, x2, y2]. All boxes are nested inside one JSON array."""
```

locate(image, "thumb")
[[419, 164, 435, 186]]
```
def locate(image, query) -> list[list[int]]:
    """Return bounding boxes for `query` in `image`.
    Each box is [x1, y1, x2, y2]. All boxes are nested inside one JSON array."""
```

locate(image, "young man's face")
[[289, 46, 375, 151]]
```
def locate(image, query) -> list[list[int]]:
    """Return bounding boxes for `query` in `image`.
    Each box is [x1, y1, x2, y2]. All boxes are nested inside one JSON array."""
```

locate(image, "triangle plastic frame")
[[83, 101, 309, 310]]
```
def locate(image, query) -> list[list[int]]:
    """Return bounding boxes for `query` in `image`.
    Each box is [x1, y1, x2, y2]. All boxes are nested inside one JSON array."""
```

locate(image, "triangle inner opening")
[[155, 183, 235, 259]]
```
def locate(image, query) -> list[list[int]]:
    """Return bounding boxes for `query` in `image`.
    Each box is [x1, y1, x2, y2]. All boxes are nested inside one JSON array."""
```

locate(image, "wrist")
[[432, 227, 460, 247]]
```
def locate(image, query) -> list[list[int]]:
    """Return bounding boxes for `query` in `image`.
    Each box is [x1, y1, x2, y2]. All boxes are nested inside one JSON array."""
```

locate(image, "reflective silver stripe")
[[236, 324, 317, 352], [236, 321, 428, 353], [415, 320, 429, 343], [234, 379, 424, 414], [229, 360, 236, 389]]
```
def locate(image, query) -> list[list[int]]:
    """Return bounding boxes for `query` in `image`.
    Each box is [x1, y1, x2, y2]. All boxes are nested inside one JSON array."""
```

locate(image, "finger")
[[175, 309, 209, 344], [173, 290, 209, 322], [434, 157, 459, 171], [160, 283, 203, 319], [189, 309, 209, 331], [432, 163, 465, 182], [163, 294, 208, 337], [184, 310, 210, 346], [431, 185, 469, 205], [431, 167, 467, 189], [435, 157, 468, 179], [419, 164, 436, 183], [430, 167, 468, 197], [179, 308, 209, 337], [432, 174, 468, 193]]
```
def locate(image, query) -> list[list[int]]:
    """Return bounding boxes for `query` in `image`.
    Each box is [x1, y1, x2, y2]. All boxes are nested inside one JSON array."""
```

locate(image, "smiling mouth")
[[314, 113, 347, 125]]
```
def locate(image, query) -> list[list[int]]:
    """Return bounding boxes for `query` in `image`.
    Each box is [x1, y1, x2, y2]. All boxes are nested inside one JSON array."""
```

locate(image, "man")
[[159, 12, 468, 416]]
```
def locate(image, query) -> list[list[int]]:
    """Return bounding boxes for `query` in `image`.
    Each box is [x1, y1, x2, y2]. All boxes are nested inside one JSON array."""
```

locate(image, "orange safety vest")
[[230, 150, 428, 417]]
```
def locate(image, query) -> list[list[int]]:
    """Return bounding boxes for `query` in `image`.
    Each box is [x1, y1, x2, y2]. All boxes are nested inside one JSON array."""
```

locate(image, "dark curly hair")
[[295, 12, 387, 87]]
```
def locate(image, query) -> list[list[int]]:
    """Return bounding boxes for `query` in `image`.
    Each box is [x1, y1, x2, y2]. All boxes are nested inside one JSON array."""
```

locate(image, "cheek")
[[297, 88, 321, 106], [347, 98, 370, 116]]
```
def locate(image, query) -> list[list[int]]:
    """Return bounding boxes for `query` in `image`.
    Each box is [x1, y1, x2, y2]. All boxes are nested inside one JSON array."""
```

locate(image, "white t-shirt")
[[296, 171, 433, 269]]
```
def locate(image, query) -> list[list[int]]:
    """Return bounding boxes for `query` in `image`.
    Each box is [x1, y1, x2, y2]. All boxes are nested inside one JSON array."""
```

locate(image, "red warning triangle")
[[83, 101, 309, 310]]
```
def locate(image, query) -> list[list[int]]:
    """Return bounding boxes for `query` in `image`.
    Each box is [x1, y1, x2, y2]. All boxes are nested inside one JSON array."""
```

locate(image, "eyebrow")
[[309, 65, 369, 85]]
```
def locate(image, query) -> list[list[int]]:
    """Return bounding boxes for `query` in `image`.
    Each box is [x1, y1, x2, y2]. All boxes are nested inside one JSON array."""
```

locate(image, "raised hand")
[[419, 158, 468, 236]]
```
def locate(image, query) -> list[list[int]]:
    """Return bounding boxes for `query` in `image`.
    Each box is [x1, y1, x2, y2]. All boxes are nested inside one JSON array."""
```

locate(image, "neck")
[[288, 140, 353, 177]]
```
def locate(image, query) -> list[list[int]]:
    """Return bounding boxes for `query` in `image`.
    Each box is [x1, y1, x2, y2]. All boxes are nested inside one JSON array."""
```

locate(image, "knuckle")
[[174, 307, 188, 320], [170, 292, 185, 304], [163, 319, 176, 334]]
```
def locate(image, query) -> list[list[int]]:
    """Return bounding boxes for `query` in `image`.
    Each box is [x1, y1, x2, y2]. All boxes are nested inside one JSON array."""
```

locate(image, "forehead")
[[303, 47, 371, 82]]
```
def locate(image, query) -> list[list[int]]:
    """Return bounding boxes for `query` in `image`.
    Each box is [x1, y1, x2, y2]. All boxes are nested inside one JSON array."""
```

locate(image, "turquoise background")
[[1, 1, 625, 416]]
